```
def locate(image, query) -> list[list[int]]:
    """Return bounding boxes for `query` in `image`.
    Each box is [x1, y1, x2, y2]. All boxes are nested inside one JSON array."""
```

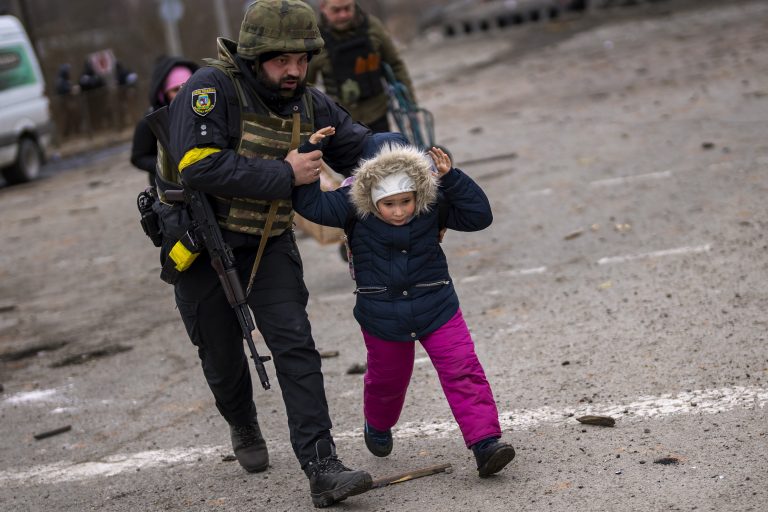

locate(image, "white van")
[[0, 15, 52, 184]]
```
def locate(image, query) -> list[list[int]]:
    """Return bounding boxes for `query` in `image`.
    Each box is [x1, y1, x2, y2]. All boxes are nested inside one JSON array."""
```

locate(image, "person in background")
[[307, 0, 415, 133], [130, 56, 197, 184], [55, 63, 74, 96], [54, 64, 81, 139], [78, 59, 105, 92]]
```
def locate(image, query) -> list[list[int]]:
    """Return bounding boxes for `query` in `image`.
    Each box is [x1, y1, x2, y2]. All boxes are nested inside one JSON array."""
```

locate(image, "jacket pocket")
[[414, 280, 451, 288], [354, 286, 388, 295]]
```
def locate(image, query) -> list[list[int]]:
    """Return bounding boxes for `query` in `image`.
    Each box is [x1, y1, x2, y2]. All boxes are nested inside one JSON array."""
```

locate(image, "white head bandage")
[[371, 172, 416, 210]]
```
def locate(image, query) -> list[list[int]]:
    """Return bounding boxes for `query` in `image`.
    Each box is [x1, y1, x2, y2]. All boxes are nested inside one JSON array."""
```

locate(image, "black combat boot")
[[303, 439, 372, 508], [229, 420, 269, 473], [471, 437, 515, 478]]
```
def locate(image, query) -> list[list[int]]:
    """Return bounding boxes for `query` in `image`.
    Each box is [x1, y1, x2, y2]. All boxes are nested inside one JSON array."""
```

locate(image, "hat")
[[362, 132, 410, 160], [371, 171, 416, 208], [237, 0, 324, 61], [164, 66, 192, 94]]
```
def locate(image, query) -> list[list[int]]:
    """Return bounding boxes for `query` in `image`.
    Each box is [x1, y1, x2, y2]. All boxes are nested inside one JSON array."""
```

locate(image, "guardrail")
[[435, 0, 669, 38]]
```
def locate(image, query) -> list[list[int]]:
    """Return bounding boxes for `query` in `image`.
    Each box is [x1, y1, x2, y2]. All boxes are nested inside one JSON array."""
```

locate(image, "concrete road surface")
[[1, 1, 766, 510]]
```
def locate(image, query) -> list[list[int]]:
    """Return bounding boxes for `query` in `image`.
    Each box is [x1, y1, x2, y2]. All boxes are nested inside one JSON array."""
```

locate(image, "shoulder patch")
[[191, 87, 216, 116]]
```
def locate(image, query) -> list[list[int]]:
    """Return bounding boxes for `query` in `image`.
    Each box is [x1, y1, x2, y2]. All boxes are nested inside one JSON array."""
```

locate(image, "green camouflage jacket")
[[308, 9, 415, 125]]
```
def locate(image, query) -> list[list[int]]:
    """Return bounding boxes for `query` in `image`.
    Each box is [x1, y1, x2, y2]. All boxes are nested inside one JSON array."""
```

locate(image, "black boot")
[[364, 421, 393, 457], [303, 439, 372, 508], [229, 420, 269, 473], [471, 437, 515, 478]]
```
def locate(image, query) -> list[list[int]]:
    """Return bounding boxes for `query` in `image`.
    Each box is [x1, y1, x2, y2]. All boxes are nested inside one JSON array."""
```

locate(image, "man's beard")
[[256, 73, 307, 100]]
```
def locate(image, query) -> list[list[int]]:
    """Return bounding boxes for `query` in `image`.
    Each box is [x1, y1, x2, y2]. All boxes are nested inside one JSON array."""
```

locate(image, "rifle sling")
[[246, 111, 302, 295]]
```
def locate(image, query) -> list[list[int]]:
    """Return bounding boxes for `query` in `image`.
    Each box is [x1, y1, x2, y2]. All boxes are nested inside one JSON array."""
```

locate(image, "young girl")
[[292, 135, 515, 477]]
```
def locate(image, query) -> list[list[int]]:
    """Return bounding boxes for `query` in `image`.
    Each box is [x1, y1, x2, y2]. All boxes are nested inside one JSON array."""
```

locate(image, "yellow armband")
[[178, 147, 221, 172]]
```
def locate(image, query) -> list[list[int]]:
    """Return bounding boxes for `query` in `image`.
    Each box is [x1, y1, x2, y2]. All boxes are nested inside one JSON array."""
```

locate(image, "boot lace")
[[314, 454, 350, 474]]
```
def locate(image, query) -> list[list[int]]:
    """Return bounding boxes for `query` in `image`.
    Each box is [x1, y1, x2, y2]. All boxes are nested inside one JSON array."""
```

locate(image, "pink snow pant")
[[362, 308, 501, 448]]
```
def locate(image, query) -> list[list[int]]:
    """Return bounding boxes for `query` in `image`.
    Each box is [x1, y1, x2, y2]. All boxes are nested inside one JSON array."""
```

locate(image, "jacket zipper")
[[354, 286, 388, 295], [414, 280, 451, 288]]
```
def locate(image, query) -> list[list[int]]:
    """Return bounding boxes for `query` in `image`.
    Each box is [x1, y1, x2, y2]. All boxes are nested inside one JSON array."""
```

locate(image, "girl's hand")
[[429, 146, 451, 175], [309, 126, 336, 145]]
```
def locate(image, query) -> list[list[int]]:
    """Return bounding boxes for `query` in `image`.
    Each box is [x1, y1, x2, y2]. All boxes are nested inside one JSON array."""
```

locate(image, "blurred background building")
[[0, 0, 633, 148], [0, 0, 440, 147]]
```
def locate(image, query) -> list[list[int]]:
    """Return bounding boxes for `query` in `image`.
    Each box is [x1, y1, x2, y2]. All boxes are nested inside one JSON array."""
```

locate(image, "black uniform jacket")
[[168, 63, 371, 203]]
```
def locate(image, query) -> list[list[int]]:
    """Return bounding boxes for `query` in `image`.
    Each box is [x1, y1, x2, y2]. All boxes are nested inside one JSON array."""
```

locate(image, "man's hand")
[[286, 148, 323, 186]]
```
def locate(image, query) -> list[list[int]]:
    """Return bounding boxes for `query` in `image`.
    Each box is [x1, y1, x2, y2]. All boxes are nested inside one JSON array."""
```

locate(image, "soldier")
[[308, 0, 415, 133], [167, 0, 373, 507]]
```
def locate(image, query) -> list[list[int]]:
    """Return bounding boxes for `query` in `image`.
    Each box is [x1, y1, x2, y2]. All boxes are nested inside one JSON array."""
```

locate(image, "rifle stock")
[[144, 106, 272, 390]]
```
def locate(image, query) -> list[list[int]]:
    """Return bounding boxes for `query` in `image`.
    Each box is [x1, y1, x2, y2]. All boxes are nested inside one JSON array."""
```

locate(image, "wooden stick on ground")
[[371, 463, 453, 489]]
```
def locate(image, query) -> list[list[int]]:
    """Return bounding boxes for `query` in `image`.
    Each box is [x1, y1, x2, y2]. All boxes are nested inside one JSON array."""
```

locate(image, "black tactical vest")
[[204, 58, 315, 237], [321, 16, 384, 106]]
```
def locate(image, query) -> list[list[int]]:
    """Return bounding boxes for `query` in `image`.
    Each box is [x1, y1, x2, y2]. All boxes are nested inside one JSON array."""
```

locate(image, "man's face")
[[320, 0, 356, 31], [259, 53, 309, 95]]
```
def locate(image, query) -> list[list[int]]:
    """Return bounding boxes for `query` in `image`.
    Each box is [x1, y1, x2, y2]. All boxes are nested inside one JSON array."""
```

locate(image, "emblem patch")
[[191, 87, 216, 116]]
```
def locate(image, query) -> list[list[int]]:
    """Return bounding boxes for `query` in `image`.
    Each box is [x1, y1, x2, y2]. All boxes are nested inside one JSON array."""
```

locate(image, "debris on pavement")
[[564, 229, 585, 240], [33, 425, 72, 440], [614, 223, 632, 233], [346, 363, 367, 374], [372, 463, 453, 489], [576, 415, 616, 427], [653, 457, 681, 465], [319, 350, 340, 359], [50, 344, 133, 368], [0, 303, 17, 313], [0, 341, 69, 362]]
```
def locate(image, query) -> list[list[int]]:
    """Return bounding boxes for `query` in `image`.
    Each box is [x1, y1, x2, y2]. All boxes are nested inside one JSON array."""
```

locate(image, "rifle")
[[144, 106, 272, 390]]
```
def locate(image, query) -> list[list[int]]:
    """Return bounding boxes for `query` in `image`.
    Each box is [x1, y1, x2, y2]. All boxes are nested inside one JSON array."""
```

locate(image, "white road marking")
[[337, 385, 768, 439], [4, 388, 61, 405], [0, 446, 223, 487], [597, 244, 711, 265], [311, 291, 354, 303], [525, 188, 553, 197], [460, 266, 547, 283], [1, 385, 764, 487], [500, 266, 547, 277], [589, 170, 672, 187]]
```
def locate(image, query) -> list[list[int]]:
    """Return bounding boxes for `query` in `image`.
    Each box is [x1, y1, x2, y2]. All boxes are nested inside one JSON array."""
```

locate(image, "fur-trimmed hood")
[[350, 144, 438, 219]]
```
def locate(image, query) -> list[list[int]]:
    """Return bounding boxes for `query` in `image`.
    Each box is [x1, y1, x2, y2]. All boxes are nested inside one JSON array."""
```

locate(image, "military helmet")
[[237, 0, 325, 60]]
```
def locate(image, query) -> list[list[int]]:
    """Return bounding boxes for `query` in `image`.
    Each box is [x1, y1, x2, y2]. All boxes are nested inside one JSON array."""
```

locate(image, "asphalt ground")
[[1, 1, 767, 510]]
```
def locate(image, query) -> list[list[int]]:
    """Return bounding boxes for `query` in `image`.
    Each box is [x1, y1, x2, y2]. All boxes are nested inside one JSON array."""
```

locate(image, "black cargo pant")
[[174, 230, 333, 467]]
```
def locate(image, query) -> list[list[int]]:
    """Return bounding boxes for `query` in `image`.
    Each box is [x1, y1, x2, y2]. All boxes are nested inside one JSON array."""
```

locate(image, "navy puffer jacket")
[[292, 144, 492, 341]]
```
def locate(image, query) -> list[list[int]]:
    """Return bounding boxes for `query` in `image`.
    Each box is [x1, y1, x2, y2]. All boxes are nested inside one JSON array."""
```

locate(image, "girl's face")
[[376, 191, 416, 226]]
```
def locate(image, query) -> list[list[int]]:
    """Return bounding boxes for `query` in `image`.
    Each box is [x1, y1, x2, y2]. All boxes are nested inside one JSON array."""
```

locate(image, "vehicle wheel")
[[2, 137, 42, 184]]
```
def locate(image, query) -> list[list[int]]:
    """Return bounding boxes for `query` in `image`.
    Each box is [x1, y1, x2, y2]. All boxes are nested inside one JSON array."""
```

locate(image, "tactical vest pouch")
[[160, 231, 201, 285], [137, 188, 162, 247], [154, 199, 200, 285], [324, 22, 383, 103]]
